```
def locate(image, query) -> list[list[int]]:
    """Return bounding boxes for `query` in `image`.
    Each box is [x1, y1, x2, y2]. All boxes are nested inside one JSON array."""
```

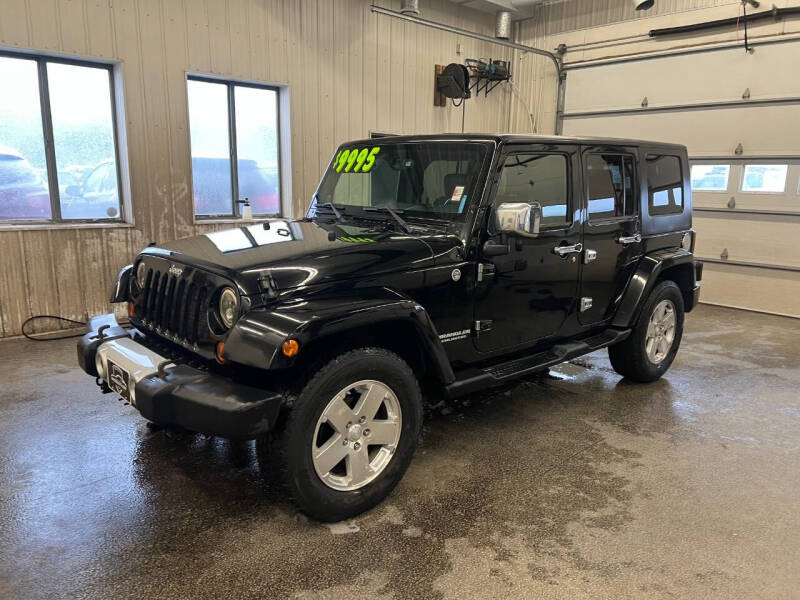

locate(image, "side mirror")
[[495, 202, 541, 237], [65, 185, 81, 197]]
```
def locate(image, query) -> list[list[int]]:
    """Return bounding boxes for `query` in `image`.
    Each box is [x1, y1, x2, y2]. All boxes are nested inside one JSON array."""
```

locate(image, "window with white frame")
[[0, 52, 123, 223], [187, 77, 281, 218], [690, 164, 730, 191], [741, 164, 788, 193]]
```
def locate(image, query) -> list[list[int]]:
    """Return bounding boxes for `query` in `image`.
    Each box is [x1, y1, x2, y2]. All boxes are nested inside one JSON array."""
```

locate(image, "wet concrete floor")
[[1, 305, 799, 599]]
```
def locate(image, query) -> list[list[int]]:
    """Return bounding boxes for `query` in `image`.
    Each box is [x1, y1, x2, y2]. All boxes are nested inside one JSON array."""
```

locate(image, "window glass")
[[0, 56, 51, 220], [316, 142, 488, 221], [188, 80, 232, 216], [234, 86, 280, 215], [741, 164, 788, 193], [646, 155, 683, 216], [48, 62, 120, 220], [690, 164, 730, 191], [586, 154, 635, 220], [495, 154, 569, 228]]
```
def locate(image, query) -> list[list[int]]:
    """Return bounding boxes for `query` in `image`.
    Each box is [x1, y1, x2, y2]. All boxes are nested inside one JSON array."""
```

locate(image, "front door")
[[473, 145, 582, 353], [579, 147, 643, 325]]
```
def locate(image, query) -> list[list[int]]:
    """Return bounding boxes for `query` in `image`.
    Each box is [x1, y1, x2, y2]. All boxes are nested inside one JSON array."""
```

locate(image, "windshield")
[[313, 141, 490, 221]]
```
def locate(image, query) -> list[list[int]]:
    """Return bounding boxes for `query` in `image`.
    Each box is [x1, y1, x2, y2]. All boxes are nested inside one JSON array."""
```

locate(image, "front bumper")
[[77, 314, 283, 439]]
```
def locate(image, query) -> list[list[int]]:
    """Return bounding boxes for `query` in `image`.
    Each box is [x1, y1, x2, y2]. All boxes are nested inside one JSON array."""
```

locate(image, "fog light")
[[95, 352, 106, 378], [282, 339, 300, 357], [215, 341, 226, 363]]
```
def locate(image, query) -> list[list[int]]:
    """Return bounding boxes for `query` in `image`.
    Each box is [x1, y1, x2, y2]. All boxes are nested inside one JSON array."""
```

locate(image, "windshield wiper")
[[317, 201, 344, 220], [362, 206, 410, 234]]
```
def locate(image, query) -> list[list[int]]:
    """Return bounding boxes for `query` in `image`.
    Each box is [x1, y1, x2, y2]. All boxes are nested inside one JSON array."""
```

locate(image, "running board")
[[445, 328, 631, 398]]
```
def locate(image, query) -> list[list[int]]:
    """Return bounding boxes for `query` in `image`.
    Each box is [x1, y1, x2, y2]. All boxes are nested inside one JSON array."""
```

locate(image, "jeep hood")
[[142, 219, 453, 293]]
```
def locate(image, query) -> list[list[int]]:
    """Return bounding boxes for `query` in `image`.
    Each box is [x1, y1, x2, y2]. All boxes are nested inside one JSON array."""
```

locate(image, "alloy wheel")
[[645, 299, 676, 364], [312, 380, 402, 491]]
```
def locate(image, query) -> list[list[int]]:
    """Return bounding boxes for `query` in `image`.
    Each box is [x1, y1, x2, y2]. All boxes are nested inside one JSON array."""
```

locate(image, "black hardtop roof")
[[343, 133, 686, 152]]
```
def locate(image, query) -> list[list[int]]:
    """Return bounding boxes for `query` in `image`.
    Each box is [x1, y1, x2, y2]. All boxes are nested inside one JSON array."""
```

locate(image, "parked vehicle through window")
[[0, 52, 122, 223]]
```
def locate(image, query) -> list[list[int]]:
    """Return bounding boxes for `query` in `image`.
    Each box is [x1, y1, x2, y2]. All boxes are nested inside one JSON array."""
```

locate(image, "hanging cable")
[[20, 315, 130, 341]]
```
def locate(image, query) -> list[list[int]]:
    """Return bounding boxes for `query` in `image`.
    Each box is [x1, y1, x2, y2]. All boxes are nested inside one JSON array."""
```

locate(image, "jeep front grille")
[[138, 265, 210, 344]]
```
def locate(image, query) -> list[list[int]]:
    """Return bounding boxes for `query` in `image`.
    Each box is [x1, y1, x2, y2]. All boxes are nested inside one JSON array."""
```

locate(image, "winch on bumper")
[[77, 314, 283, 439]]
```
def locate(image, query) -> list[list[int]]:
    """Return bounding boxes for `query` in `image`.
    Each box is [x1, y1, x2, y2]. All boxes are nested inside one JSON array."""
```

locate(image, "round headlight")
[[136, 261, 148, 288], [218, 287, 240, 328]]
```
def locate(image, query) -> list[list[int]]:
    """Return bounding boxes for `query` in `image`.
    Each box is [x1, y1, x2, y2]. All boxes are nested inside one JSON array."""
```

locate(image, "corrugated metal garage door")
[[561, 39, 800, 318]]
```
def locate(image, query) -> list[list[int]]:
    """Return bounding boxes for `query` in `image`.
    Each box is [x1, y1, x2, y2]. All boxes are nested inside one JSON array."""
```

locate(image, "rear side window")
[[647, 155, 684, 216], [586, 154, 635, 220], [496, 154, 569, 229]]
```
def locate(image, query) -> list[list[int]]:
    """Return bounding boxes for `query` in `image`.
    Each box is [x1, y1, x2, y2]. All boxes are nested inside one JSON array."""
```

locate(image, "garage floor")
[[1, 305, 798, 599]]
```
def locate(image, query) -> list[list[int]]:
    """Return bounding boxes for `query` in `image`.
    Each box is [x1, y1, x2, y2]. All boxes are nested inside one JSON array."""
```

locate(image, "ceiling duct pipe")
[[495, 10, 512, 40], [370, 5, 565, 134], [370, 5, 561, 73], [400, 0, 420, 15]]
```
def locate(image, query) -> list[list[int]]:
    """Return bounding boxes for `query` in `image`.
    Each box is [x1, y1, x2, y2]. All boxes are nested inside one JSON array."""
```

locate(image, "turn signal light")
[[282, 339, 300, 357], [215, 341, 226, 363], [128, 301, 135, 318]]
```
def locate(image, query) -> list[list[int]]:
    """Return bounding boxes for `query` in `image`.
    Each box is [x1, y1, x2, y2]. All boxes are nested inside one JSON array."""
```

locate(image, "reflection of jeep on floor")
[[78, 134, 702, 521]]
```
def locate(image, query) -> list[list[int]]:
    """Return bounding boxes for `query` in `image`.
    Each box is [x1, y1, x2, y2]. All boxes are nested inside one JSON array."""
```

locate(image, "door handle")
[[553, 242, 583, 256], [617, 233, 641, 245]]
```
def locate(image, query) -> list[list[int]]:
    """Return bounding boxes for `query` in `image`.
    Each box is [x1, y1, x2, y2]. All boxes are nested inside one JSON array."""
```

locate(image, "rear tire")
[[609, 280, 684, 382], [257, 347, 422, 522]]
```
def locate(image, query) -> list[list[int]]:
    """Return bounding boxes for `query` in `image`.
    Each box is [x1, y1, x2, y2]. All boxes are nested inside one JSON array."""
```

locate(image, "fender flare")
[[612, 248, 695, 328], [224, 288, 455, 383]]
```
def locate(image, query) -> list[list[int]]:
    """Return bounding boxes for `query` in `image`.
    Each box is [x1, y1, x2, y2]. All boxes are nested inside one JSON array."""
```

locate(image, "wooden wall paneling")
[[77, 229, 108, 317], [21, 231, 59, 332], [346, 0, 364, 143], [0, 232, 30, 336], [246, 0, 267, 84], [228, 0, 251, 78], [85, 0, 115, 58], [57, 0, 89, 56], [299, 0, 319, 214], [374, 1, 391, 135], [388, 11, 404, 136], [361, 0, 378, 137], [0, 0, 31, 47], [207, 0, 232, 76], [111, 0, 151, 242], [50, 229, 85, 323], [186, 0, 212, 73], [316, 0, 334, 176], [282, 0, 304, 216], [162, 0, 194, 241], [138, 0, 176, 245], [332, 0, 349, 149], [28, 0, 61, 52]]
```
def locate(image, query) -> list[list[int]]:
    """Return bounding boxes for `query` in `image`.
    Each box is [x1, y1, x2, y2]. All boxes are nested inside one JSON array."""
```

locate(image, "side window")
[[495, 154, 569, 229], [646, 155, 684, 216], [586, 154, 635, 220]]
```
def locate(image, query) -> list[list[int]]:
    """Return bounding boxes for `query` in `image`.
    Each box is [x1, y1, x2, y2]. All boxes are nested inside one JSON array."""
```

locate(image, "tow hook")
[[95, 376, 112, 394]]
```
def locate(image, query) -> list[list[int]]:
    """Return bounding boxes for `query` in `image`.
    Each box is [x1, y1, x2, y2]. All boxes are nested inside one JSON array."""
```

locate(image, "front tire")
[[609, 280, 684, 382], [257, 347, 423, 522]]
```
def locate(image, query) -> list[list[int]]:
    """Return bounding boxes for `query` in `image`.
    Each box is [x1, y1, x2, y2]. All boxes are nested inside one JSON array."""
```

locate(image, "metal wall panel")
[[0, 0, 514, 338]]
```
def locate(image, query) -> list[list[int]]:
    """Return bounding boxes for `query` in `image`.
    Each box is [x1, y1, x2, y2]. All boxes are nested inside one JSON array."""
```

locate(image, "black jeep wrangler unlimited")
[[78, 134, 702, 521]]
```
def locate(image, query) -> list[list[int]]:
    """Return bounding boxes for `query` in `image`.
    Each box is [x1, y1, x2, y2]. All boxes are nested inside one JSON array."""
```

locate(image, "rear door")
[[579, 146, 643, 325]]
